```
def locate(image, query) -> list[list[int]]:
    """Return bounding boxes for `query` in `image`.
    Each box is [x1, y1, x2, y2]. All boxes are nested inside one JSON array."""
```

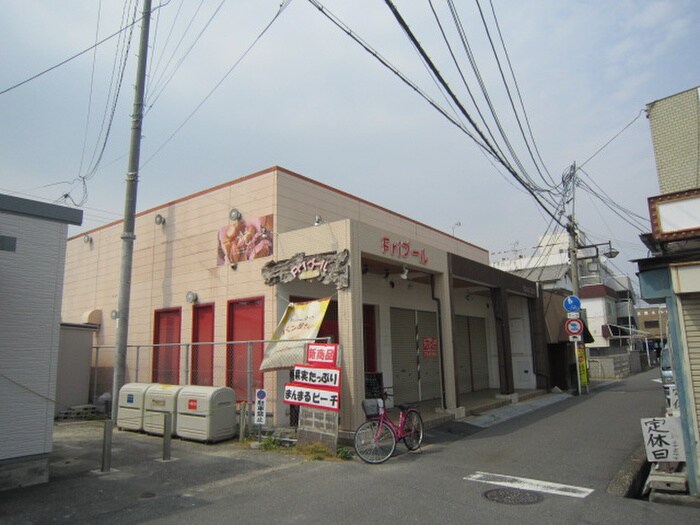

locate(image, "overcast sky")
[[1, 0, 698, 285]]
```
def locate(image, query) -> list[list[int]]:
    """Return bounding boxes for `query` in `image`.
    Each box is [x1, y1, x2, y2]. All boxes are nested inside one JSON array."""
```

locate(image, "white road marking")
[[464, 471, 594, 498]]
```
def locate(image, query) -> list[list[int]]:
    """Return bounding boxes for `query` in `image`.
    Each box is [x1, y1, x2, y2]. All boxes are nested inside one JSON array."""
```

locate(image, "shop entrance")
[[454, 315, 489, 400]]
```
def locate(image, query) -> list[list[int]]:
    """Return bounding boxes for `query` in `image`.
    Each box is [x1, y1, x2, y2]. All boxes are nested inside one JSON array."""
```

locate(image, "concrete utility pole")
[[111, 0, 152, 419]]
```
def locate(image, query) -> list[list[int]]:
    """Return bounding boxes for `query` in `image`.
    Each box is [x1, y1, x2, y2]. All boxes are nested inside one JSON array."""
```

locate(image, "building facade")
[[637, 86, 700, 496], [0, 194, 82, 490], [62, 167, 546, 433]]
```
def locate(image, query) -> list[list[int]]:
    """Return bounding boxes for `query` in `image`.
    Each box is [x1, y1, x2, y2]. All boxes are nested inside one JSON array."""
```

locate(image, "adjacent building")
[[636, 86, 700, 496], [0, 194, 82, 490], [62, 166, 547, 433]]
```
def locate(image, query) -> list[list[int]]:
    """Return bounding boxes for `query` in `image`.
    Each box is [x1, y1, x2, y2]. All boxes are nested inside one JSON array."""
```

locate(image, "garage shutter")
[[391, 308, 417, 403], [417, 311, 441, 401], [469, 317, 489, 391], [681, 295, 700, 429], [454, 315, 472, 394]]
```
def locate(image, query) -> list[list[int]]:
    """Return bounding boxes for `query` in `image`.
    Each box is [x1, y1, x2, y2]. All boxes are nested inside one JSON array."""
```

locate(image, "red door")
[[153, 308, 181, 384], [227, 298, 264, 401], [192, 304, 214, 385]]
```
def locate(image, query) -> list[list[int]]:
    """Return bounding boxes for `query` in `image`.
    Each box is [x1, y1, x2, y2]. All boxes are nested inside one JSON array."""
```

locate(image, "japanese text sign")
[[255, 389, 267, 425], [641, 417, 686, 462], [381, 236, 429, 264], [293, 365, 341, 389], [422, 337, 438, 358], [283, 384, 340, 412], [306, 343, 338, 367]]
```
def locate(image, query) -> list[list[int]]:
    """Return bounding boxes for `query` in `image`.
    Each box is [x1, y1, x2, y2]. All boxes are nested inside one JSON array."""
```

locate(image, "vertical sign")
[[641, 417, 686, 462], [576, 343, 588, 388], [254, 389, 267, 426]]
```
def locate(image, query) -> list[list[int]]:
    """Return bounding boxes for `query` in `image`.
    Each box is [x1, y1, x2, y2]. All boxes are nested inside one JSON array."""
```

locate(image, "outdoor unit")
[[176, 386, 237, 443], [143, 384, 184, 436], [117, 383, 154, 431]]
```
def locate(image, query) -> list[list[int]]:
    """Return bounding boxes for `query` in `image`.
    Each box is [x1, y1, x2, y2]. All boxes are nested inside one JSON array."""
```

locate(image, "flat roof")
[[0, 193, 83, 226]]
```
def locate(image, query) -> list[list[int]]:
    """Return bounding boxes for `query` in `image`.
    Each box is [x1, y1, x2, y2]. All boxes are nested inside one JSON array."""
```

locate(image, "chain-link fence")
[[91, 338, 329, 432]]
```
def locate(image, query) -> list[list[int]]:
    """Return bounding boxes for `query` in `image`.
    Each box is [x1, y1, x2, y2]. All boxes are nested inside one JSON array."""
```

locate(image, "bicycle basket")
[[362, 398, 384, 417]]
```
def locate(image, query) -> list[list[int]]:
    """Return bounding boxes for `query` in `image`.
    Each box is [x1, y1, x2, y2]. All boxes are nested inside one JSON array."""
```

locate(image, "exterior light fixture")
[[83, 234, 93, 244], [400, 266, 409, 280], [185, 291, 198, 304], [229, 208, 242, 221], [110, 310, 119, 320], [314, 215, 323, 226], [155, 214, 166, 226]]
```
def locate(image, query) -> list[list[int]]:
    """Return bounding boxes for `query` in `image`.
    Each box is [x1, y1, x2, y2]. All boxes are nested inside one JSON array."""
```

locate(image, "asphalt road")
[[2, 368, 698, 524]]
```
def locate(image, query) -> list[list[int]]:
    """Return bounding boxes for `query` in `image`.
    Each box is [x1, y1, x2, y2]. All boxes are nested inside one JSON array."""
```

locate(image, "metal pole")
[[247, 341, 254, 434], [162, 412, 172, 461], [112, 0, 152, 420], [101, 419, 114, 472], [135, 345, 140, 382]]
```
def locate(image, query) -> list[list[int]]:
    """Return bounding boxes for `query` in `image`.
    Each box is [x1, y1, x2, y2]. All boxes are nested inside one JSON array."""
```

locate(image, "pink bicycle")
[[354, 390, 424, 464]]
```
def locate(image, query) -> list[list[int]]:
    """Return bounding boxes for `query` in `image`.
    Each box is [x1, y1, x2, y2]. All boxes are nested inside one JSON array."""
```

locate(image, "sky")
[[1, 0, 698, 289]]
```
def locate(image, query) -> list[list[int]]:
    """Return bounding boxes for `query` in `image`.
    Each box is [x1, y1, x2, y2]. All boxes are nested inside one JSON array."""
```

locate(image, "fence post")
[[184, 343, 191, 385], [246, 341, 254, 436], [101, 418, 114, 472], [93, 347, 100, 403], [135, 345, 141, 382], [162, 412, 172, 461]]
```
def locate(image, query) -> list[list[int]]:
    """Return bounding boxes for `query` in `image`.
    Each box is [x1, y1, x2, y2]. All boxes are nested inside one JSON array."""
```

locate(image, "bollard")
[[162, 412, 172, 461], [101, 418, 113, 472]]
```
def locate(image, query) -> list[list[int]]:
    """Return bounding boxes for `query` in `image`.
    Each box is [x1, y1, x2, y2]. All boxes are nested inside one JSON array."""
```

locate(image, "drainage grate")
[[483, 488, 544, 505]]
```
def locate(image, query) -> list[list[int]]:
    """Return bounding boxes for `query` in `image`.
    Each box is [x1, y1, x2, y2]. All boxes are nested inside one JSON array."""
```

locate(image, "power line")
[[0, 2, 169, 96], [579, 109, 645, 168]]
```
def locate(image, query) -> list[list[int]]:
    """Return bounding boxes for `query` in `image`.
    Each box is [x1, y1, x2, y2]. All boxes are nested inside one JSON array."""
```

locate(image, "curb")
[[607, 445, 650, 498]]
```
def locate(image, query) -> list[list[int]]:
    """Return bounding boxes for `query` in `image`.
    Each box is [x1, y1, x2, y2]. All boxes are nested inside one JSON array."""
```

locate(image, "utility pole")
[[566, 163, 584, 395], [111, 0, 152, 418]]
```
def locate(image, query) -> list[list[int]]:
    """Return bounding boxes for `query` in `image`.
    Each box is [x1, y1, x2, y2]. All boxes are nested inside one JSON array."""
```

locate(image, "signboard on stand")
[[284, 343, 342, 452]]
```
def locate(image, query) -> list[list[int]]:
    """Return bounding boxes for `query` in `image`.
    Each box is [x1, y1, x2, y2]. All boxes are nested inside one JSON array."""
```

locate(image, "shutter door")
[[391, 308, 417, 403], [417, 310, 441, 401], [681, 295, 700, 430], [469, 317, 489, 391], [455, 315, 472, 394]]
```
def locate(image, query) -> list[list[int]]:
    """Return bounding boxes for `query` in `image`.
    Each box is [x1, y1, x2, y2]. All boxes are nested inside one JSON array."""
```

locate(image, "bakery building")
[[62, 166, 545, 432]]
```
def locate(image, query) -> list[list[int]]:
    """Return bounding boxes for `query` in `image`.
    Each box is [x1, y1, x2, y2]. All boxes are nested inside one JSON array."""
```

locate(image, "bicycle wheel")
[[402, 410, 424, 451], [354, 419, 396, 464]]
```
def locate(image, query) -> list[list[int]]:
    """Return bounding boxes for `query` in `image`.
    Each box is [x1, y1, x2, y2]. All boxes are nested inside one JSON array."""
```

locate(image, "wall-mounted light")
[[83, 234, 93, 244], [186, 291, 198, 304], [155, 214, 166, 226], [400, 266, 409, 280], [110, 310, 119, 320], [230, 262, 238, 271], [229, 208, 241, 221], [314, 215, 323, 226]]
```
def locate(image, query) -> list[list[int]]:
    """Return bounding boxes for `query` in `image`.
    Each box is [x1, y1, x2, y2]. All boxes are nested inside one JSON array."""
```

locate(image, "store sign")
[[381, 236, 428, 265], [262, 250, 350, 289], [576, 343, 588, 387], [283, 384, 340, 412], [260, 298, 330, 370], [306, 343, 338, 367], [292, 365, 341, 389], [422, 337, 438, 358], [641, 417, 686, 462]]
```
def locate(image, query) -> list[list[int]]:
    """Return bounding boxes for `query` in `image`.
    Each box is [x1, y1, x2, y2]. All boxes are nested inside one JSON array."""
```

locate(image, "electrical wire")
[[0, 2, 169, 96], [579, 109, 645, 168], [142, 0, 293, 166]]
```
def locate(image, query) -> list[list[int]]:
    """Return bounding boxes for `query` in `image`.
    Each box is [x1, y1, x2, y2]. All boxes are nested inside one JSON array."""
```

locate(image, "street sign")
[[254, 389, 267, 426], [567, 312, 580, 319], [565, 318, 584, 336], [563, 295, 581, 313], [569, 335, 582, 342]]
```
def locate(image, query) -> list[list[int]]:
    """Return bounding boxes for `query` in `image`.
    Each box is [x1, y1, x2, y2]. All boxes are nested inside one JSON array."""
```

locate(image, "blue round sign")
[[563, 295, 581, 313], [256, 389, 266, 400]]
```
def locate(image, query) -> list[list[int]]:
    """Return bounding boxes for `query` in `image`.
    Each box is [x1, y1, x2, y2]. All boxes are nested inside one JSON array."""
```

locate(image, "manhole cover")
[[483, 488, 544, 505]]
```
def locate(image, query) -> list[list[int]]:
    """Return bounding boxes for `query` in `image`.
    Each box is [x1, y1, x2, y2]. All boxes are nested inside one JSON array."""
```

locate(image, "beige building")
[[63, 166, 545, 432]]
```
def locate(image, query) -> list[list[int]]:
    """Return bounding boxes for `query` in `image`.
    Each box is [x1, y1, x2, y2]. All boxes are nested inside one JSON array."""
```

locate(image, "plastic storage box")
[[143, 384, 184, 436], [176, 386, 237, 442], [117, 383, 154, 431]]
